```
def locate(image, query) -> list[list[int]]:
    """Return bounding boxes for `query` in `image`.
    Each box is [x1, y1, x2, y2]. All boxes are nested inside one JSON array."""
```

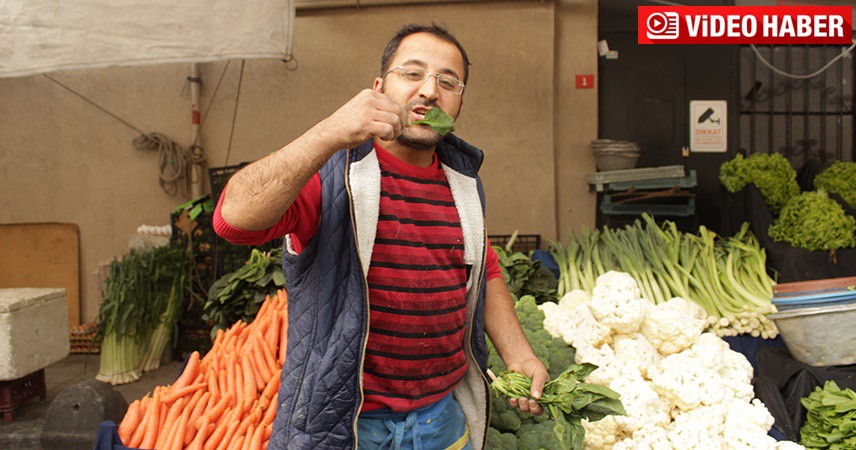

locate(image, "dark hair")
[[381, 22, 471, 84]]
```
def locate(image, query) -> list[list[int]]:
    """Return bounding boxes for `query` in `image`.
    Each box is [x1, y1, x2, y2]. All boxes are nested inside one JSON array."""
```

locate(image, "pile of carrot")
[[117, 289, 288, 450]]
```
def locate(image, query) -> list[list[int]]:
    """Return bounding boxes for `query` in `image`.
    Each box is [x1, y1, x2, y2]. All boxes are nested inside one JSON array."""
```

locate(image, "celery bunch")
[[550, 215, 778, 338]]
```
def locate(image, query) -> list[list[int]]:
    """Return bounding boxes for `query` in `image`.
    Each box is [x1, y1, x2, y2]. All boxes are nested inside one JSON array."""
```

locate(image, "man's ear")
[[373, 77, 383, 92]]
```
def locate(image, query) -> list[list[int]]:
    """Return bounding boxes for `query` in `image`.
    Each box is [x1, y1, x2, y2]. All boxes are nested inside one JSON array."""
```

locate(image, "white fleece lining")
[[284, 234, 299, 256], [348, 150, 381, 278], [443, 163, 488, 450]]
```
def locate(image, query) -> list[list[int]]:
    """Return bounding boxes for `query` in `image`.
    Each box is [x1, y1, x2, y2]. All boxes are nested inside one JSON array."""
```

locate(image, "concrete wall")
[[0, 0, 598, 323]]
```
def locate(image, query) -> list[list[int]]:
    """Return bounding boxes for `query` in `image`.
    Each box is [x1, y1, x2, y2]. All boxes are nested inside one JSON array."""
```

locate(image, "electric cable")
[[751, 40, 856, 80]]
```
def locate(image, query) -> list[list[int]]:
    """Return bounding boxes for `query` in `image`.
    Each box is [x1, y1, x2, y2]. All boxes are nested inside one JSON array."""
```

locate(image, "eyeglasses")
[[383, 65, 466, 95]]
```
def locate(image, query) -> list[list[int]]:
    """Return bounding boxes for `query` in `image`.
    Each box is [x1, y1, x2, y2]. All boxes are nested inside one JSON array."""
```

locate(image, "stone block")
[[0, 288, 70, 380], [41, 379, 128, 450]]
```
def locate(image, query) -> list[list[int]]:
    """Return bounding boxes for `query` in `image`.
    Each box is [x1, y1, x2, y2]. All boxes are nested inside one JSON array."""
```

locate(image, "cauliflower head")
[[722, 398, 778, 450], [582, 416, 622, 450], [575, 343, 620, 386], [558, 303, 612, 349], [666, 405, 728, 449], [613, 425, 672, 450], [612, 333, 662, 380], [590, 272, 650, 334], [640, 301, 706, 355], [609, 372, 673, 435]]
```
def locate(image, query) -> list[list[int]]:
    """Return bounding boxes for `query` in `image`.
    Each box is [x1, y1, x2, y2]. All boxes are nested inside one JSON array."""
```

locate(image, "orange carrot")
[[248, 344, 267, 391], [187, 418, 213, 450], [185, 391, 211, 445], [258, 338, 277, 376], [241, 355, 257, 409], [227, 355, 238, 402], [203, 410, 234, 450], [278, 310, 288, 364], [163, 382, 208, 405], [259, 370, 281, 410], [207, 369, 220, 401], [128, 396, 150, 448], [118, 400, 141, 444], [218, 371, 228, 401], [173, 351, 201, 391], [265, 311, 279, 352], [139, 391, 162, 449], [249, 419, 265, 450], [214, 417, 241, 450], [195, 393, 231, 429], [235, 361, 245, 412], [168, 398, 192, 450], [158, 395, 169, 432], [155, 397, 185, 450], [263, 424, 272, 441], [262, 392, 278, 426], [228, 434, 246, 450], [251, 341, 270, 384], [240, 425, 254, 450]]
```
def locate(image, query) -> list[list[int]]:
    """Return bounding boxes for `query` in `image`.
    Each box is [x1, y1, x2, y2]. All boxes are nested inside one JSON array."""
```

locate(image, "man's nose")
[[418, 74, 440, 100]]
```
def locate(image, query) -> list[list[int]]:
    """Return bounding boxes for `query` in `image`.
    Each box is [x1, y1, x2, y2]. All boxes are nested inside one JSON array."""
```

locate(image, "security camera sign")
[[690, 100, 727, 153]]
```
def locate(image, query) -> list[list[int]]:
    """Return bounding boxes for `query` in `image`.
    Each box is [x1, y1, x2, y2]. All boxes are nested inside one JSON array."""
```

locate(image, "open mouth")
[[410, 107, 430, 122]]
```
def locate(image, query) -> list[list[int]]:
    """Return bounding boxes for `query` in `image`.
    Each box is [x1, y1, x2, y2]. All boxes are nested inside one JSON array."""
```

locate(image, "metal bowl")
[[769, 301, 856, 367]]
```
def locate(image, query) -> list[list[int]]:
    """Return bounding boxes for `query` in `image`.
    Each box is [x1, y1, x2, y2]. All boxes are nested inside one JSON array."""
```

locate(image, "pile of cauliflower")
[[539, 271, 803, 450]]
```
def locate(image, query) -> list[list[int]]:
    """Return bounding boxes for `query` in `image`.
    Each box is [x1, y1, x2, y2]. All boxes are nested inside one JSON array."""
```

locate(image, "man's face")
[[374, 33, 466, 150]]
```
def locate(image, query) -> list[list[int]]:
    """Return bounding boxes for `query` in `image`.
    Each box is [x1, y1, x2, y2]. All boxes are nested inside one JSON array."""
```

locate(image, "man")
[[214, 23, 547, 450]]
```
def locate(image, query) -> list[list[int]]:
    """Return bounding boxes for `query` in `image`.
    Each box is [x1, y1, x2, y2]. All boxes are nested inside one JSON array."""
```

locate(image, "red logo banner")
[[638, 6, 852, 44]]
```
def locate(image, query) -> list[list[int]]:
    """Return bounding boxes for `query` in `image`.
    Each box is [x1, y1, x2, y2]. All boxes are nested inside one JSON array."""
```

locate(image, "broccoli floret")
[[769, 190, 856, 251], [515, 295, 548, 331], [491, 393, 524, 433], [516, 421, 572, 450], [487, 426, 519, 450], [514, 296, 576, 379], [720, 153, 799, 213], [814, 161, 856, 209]]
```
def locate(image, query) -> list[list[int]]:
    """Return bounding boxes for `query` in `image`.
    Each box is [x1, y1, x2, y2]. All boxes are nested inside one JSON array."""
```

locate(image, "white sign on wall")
[[690, 100, 727, 153]]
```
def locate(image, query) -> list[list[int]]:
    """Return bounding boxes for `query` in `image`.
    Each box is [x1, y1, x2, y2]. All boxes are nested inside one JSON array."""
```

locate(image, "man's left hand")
[[506, 357, 548, 415]]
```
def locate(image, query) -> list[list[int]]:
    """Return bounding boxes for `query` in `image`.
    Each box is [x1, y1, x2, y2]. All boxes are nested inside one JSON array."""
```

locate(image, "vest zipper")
[[465, 228, 491, 450], [344, 150, 371, 450]]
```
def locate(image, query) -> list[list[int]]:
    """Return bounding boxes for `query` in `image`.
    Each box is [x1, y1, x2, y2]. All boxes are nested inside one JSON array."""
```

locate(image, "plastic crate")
[[211, 237, 279, 280], [208, 162, 250, 203], [489, 234, 541, 253], [605, 170, 698, 192], [586, 165, 686, 192], [601, 195, 695, 217]]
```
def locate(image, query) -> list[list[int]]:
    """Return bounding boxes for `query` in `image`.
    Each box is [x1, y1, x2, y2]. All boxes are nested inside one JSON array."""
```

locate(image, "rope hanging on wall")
[[132, 133, 201, 197]]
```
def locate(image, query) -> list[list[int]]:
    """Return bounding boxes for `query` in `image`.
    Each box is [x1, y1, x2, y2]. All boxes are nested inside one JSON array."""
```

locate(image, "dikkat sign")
[[690, 101, 727, 153]]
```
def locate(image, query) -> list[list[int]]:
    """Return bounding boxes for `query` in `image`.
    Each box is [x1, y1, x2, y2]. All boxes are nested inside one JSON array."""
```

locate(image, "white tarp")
[[0, 0, 295, 78]]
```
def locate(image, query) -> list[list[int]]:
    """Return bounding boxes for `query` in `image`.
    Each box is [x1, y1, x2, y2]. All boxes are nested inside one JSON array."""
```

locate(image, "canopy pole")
[[189, 63, 206, 200]]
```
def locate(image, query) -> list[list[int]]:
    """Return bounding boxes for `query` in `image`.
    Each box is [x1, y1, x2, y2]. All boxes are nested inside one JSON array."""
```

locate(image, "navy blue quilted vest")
[[268, 135, 492, 450]]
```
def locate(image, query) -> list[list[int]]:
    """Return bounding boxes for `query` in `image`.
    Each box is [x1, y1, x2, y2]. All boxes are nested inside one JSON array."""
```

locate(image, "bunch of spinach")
[[491, 363, 626, 450], [493, 245, 558, 304], [412, 107, 455, 135], [204, 247, 285, 337], [800, 381, 856, 449]]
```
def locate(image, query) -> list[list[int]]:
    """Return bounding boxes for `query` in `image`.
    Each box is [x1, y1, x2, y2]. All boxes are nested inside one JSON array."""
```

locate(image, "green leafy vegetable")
[[411, 107, 455, 135], [493, 245, 558, 305], [491, 364, 625, 450], [204, 247, 285, 336], [719, 152, 800, 214], [800, 381, 856, 449], [769, 190, 856, 251], [814, 161, 856, 209]]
